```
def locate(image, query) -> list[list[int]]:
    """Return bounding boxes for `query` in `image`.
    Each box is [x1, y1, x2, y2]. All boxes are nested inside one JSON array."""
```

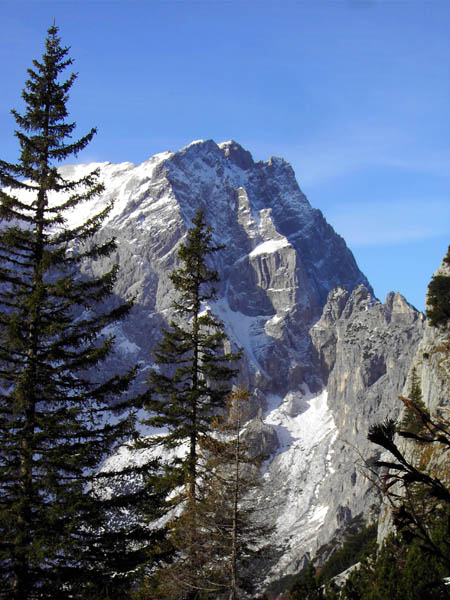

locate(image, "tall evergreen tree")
[[0, 25, 164, 599], [145, 210, 240, 500], [142, 211, 241, 598]]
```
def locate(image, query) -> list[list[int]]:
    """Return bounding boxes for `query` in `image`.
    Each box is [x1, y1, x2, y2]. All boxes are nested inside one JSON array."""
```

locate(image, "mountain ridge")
[[73, 140, 422, 580]]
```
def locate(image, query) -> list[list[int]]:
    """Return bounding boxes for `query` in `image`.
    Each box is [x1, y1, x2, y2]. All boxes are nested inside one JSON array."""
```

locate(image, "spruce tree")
[[145, 209, 240, 500], [0, 25, 164, 599], [143, 211, 241, 598]]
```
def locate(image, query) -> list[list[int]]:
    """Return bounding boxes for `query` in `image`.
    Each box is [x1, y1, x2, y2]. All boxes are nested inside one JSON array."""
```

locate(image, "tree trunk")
[[229, 393, 242, 600]]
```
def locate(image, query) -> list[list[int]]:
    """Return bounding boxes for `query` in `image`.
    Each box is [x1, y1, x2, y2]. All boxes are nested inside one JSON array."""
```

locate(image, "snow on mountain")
[[261, 389, 338, 575], [250, 238, 291, 257], [4, 139, 425, 583]]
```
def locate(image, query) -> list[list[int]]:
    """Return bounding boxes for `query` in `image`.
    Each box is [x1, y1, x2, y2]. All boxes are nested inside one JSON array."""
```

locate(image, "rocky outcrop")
[[242, 418, 279, 459], [312, 286, 424, 427], [307, 286, 424, 565]]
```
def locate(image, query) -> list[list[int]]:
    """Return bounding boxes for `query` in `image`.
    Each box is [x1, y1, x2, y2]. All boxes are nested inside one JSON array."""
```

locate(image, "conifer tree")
[[426, 244, 450, 328], [0, 25, 164, 599], [142, 211, 242, 598], [148, 389, 270, 600], [339, 531, 449, 600], [399, 367, 429, 435], [197, 388, 271, 600], [145, 209, 240, 500]]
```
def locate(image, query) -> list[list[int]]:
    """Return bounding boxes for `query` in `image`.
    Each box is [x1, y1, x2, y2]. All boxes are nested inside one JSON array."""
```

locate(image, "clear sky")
[[1, 0, 449, 311]]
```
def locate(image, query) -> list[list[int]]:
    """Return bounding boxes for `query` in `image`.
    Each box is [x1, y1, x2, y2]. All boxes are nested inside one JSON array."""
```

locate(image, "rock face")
[[308, 286, 424, 567], [59, 140, 371, 401], [376, 254, 450, 544], [48, 140, 426, 582]]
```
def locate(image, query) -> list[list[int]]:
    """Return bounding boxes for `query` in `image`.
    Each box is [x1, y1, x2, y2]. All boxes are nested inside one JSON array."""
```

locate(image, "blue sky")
[[1, 0, 449, 311]]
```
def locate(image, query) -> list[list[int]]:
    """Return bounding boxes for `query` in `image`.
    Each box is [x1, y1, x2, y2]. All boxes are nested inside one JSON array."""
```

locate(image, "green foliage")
[[145, 209, 240, 497], [368, 366, 450, 568], [318, 524, 378, 583], [0, 25, 165, 598], [142, 217, 257, 598], [273, 524, 377, 600], [265, 521, 377, 599], [399, 367, 429, 435], [426, 244, 450, 328], [290, 563, 324, 600], [340, 527, 450, 600], [269, 517, 449, 600], [368, 414, 450, 568], [365, 244, 450, 598]]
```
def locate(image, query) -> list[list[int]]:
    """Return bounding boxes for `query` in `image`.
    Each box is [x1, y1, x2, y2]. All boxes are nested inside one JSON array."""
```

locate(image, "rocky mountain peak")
[[384, 290, 418, 316], [218, 139, 255, 169]]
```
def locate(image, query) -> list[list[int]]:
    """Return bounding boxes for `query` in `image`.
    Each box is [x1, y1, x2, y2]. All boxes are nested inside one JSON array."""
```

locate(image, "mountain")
[[55, 140, 424, 581]]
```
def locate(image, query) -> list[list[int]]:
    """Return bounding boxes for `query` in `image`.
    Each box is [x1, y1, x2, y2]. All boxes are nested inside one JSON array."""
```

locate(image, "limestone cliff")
[[376, 251, 450, 544]]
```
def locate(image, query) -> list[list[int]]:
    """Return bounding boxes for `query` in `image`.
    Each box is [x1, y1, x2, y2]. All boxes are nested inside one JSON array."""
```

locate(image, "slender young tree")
[[0, 25, 164, 599], [195, 388, 270, 600], [145, 209, 240, 501], [399, 367, 429, 435], [148, 389, 270, 600]]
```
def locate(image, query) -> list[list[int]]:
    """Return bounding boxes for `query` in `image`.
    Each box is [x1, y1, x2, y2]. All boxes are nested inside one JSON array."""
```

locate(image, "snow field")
[[261, 389, 338, 573]]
